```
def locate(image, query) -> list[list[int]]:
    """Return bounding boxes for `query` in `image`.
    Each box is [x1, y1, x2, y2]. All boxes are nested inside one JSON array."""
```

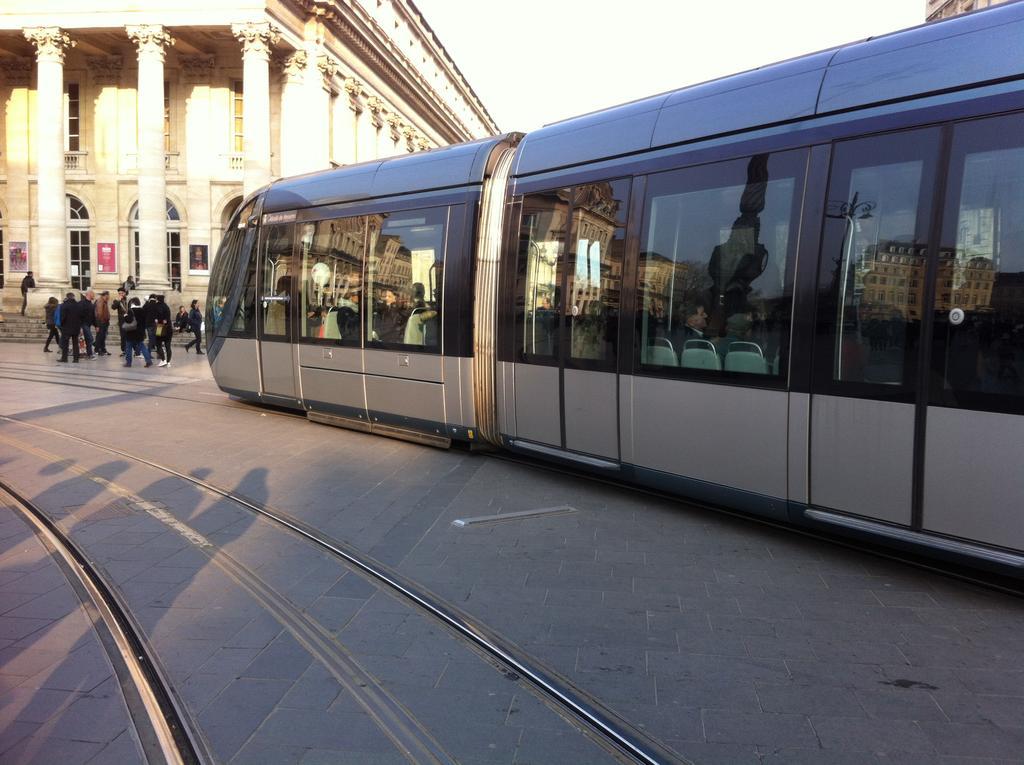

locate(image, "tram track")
[[0, 414, 687, 765], [0, 479, 205, 765]]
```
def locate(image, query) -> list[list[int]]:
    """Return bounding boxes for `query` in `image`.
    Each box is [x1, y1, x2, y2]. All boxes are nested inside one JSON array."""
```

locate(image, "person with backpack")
[[111, 287, 130, 356], [184, 299, 204, 354], [43, 296, 60, 353], [122, 297, 152, 367]]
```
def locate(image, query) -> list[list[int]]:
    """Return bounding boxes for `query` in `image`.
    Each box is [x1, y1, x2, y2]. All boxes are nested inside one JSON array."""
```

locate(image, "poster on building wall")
[[9, 242, 28, 272], [96, 243, 117, 273], [189, 244, 209, 274]]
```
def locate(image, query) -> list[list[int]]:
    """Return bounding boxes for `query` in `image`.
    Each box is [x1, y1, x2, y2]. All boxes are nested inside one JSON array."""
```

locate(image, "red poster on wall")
[[96, 242, 117, 273]]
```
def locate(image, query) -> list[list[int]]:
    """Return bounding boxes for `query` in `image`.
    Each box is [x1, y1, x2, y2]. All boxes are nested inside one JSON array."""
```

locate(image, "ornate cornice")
[[292, 0, 491, 143], [180, 55, 215, 83], [126, 25, 175, 62], [86, 55, 123, 85], [23, 27, 75, 65], [1, 57, 32, 87], [231, 21, 281, 60]]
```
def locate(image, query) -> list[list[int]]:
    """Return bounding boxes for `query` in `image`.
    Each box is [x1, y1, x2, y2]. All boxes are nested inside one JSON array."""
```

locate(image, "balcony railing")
[[64, 151, 88, 172]]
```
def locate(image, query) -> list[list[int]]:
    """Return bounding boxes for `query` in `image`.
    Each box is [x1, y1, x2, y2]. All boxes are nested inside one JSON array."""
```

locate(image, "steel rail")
[[0, 479, 206, 765], [0, 413, 688, 765]]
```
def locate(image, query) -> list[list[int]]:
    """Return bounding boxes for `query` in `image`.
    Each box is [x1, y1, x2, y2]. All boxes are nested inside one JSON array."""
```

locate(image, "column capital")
[[367, 96, 384, 128], [279, 50, 307, 82], [386, 114, 404, 143], [86, 55, 122, 85], [1, 57, 32, 86], [23, 27, 75, 64], [316, 54, 337, 89], [231, 21, 280, 60], [180, 55, 215, 83], [416, 137, 431, 152], [126, 25, 175, 62]]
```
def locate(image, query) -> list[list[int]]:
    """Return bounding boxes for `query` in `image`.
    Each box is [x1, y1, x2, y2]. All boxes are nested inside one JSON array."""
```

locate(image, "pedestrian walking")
[[78, 289, 97, 359], [153, 294, 173, 367], [43, 296, 60, 353], [122, 297, 153, 367], [95, 291, 112, 355], [111, 288, 130, 355], [58, 292, 81, 363], [20, 271, 35, 315], [184, 299, 204, 354]]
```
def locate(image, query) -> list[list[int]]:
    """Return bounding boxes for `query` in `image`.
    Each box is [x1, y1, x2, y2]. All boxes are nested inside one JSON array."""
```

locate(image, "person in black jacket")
[[110, 287, 130, 355], [20, 271, 35, 315], [152, 294, 173, 367], [43, 296, 60, 353], [143, 294, 164, 361], [184, 299, 204, 354], [78, 290, 97, 359], [122, 297, 153, 367], [58, 292, 81, 363]]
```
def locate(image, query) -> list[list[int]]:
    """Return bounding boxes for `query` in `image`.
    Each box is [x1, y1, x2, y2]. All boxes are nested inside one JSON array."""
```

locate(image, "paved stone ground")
[[0, 503, 146, 764], [1, 341, 1023, 764]]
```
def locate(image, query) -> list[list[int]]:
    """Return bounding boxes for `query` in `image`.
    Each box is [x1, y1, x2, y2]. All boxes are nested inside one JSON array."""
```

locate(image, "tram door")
[[808, 128, 943, 526], [513, 181, 629, 461], [920, 113, 1024, 550], [257, 218, 299, 401]]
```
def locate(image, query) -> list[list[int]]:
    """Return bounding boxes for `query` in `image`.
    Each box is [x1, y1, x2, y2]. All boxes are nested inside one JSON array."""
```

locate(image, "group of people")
[[43, 283, 204, 367]]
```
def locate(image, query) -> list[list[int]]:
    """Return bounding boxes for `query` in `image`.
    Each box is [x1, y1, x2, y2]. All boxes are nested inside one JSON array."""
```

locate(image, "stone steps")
[[0, 314, 196, 345]]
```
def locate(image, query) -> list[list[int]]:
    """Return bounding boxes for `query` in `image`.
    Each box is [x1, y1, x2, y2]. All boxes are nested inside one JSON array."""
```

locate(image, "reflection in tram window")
[[261, 223, 295, 338], [366, 207, 445, 350], [207, 199, 255, 336], [936, 115, 1024, 410], [637, 152, 803, 376], [299, 216, 366, 344], [817, 129, 940, 391], [516, 189, 569, 360], [567, 181, 628, 365]]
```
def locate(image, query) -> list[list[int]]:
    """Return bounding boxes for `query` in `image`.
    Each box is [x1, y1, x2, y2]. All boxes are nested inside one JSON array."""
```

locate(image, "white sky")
[[413, 0, 927, 132]]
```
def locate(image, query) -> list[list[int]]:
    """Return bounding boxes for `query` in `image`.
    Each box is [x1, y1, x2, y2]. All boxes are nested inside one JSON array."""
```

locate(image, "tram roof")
[[262, 134, 515, 214], [512, 2, 1024, 177]]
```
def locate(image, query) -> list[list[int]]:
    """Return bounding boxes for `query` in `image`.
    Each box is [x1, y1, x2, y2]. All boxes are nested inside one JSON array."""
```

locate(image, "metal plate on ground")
[[452, 505, 578, 527]]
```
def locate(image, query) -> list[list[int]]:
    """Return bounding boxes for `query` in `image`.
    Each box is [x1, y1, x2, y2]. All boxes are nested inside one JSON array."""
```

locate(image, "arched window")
[[130, 199, 184, 290], [68, 194, 90, 290]]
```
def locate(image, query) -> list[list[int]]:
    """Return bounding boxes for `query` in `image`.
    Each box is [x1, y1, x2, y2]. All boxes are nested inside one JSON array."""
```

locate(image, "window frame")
[[928, 111, 1024, 416], [810, 127, 944, 403], [631, 149, 808, 389], [296, 214, 368, 349]]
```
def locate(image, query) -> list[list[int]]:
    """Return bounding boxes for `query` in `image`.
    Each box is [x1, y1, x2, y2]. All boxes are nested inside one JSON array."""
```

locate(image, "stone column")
[[278, 50, 307, 177], [87, 56, 123, 288], [127, 24, 174, 289], [24, 27, 75, 291], [2, 58, 33, 307], [231, 22, 278, 196], [338, 78, 361, 165], [310, 53, 335, 170], [367, 97, 386, 160], [182, 56, 215, 298]]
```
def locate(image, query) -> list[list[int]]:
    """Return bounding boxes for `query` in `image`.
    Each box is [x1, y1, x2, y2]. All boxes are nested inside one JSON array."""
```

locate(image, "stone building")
[[926, 0, 1013, 21], [0, 1, 497, 315]]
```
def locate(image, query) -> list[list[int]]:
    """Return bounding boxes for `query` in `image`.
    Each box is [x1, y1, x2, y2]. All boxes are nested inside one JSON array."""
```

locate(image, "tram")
[[206, 3, 1024, 576]]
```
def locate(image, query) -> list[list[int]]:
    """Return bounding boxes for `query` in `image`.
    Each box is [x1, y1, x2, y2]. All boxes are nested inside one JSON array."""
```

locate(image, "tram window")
[[208, 198, 255, 336], [516, 189, 569, 361], [260, 223, 295, 339], [299, 216, 366, 345], [636, 151, 803, 379], [815, 129, 941, 392], [933, 113, 1024, 412], [567, 181, 629, 367], [366, 207, 445, 350]]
